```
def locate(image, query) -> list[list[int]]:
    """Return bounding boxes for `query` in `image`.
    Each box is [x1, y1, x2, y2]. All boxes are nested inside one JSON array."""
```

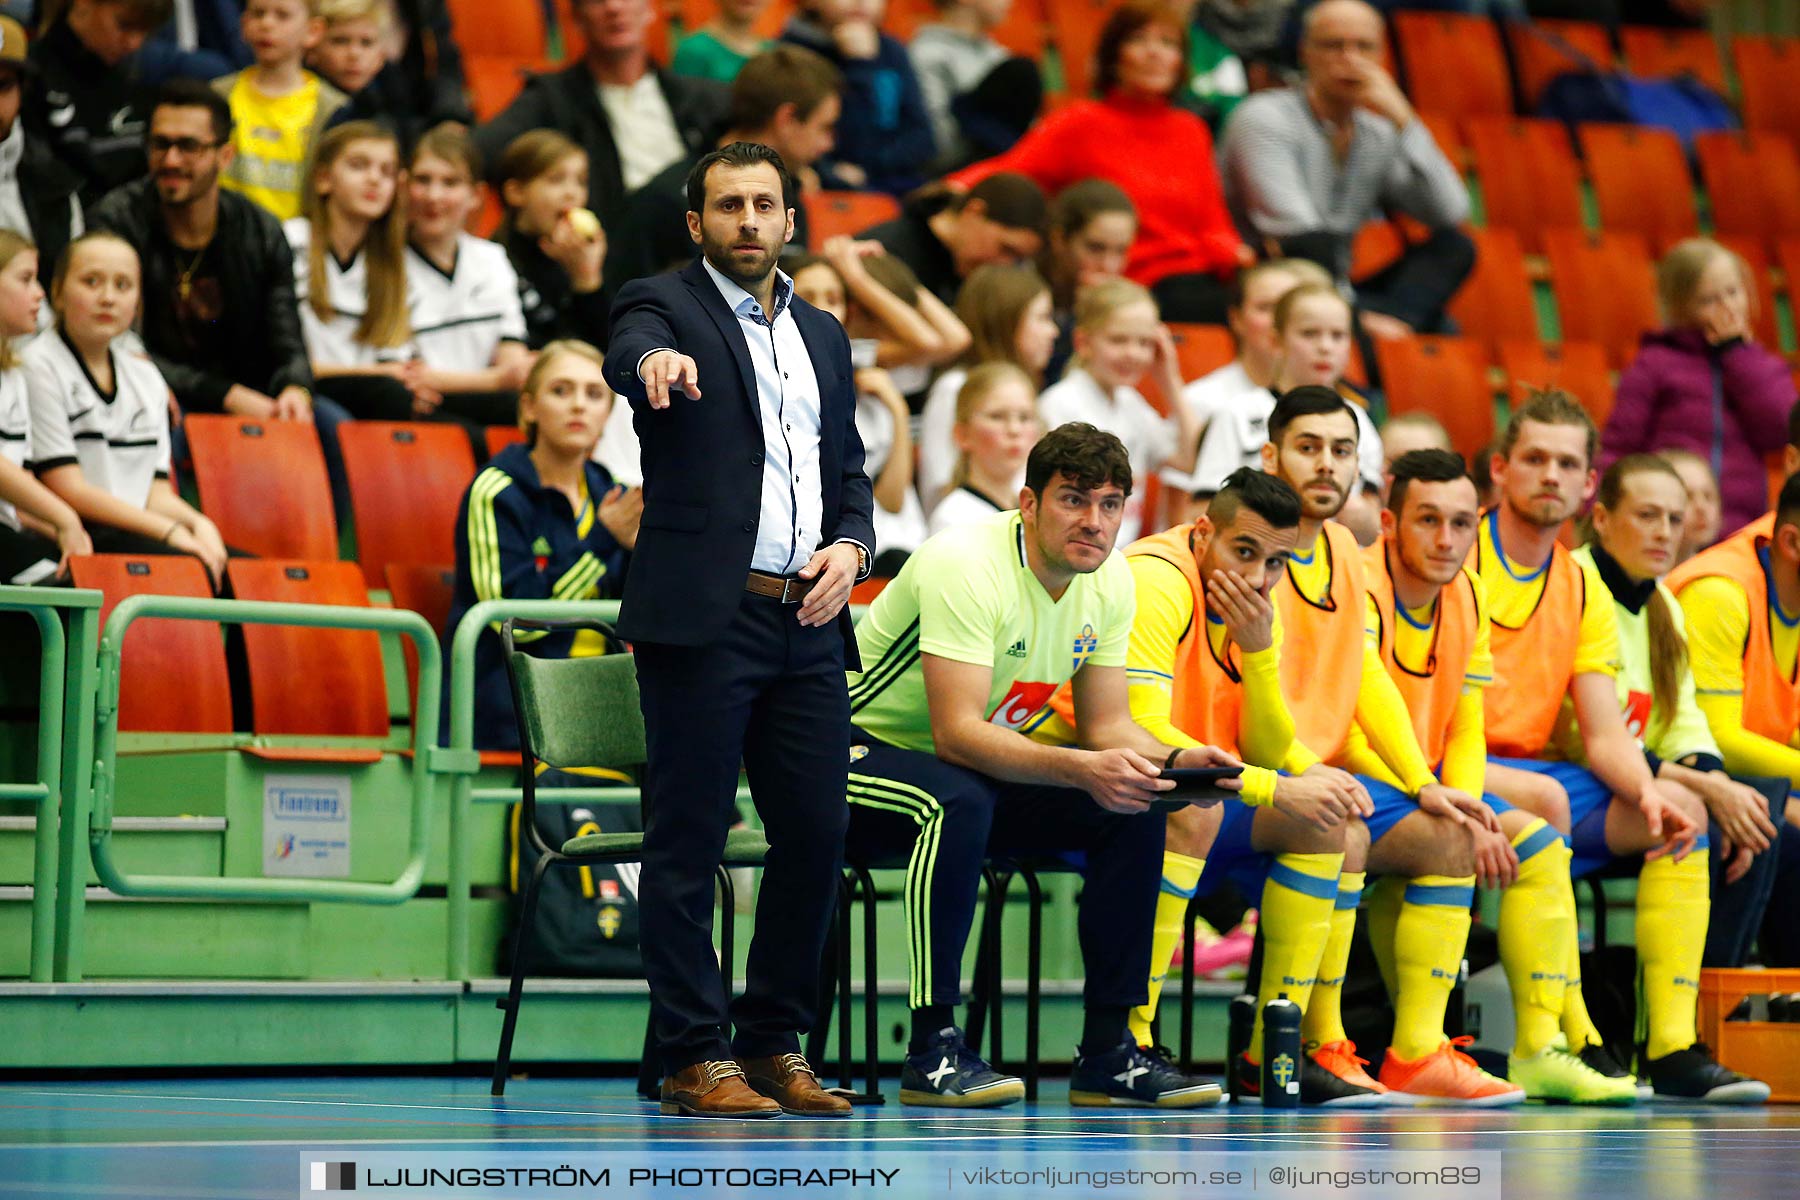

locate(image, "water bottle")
[[1261, 992, 1303, 1108], [1226, 994, 1255, 1099]]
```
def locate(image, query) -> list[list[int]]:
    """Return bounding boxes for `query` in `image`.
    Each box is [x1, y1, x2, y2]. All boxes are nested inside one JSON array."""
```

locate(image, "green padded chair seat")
[[560, 826, 770, 865]]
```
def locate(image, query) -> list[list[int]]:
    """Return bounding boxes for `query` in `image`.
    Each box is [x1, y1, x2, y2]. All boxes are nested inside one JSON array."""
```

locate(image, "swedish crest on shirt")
[[849, 745, 870, 763], [1072, 623, 1098, 670]]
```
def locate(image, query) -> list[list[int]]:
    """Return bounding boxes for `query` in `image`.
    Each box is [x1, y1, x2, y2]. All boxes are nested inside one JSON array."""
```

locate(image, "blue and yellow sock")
[[1129, 851, 1205, 1048], [1390, 873, 1475, 1061], [1362, 874, 1404, 999], [1248, 852, 1343, 1058], [1301, 870, 1364, 1047], [1637, 836, 1710, 1060], [1499, 818, 1573, 1058]]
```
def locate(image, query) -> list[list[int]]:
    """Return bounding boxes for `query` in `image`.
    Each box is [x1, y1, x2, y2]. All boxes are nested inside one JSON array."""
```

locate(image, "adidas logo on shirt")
[[1005, 639, 1027, 658]]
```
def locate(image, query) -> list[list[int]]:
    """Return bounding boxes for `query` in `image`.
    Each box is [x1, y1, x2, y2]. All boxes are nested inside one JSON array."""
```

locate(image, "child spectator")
[[0, 14, 83, 308], [308, 0, 390, 128], [1042, 179, 1137, 383], [285, 119, 421, 419], [813, 235, 967, 397], [213, 0, 350, 221], [671, 0, 773, 84], [25, 232, 228, 584], [25, 0, 167, 205], [917, 261, 1055, 509], [1037, 277, 1199, 541], [404, 123, 532, 431], [909, 0, 1041, 172], [495, 130, 609, 352], [0, 229, 90, 583], [927, 361, 1038, 535], [1658, 446, 1724, 565], [1599, 237, 1796, 540], [780, 0, 935, 194]]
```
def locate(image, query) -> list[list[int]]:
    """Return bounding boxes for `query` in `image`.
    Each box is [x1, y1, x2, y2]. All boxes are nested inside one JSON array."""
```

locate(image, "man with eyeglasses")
[[1217, 0, 1471, 342], [0, 15, 83, 310]]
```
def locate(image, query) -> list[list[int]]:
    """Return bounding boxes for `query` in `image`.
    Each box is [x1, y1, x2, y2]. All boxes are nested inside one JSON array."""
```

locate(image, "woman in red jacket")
[[951, 0, 1252, 322]]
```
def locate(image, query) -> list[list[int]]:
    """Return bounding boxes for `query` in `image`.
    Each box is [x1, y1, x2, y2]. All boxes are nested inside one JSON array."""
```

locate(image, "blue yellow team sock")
[[1301, 870, 1364, 1047], [1389, 874, 1475, 1061], [1562, 932, 1606, 1050], [1129, 851, 1205, 1048], [1636, 837, 1711, 1060], [1361, 874, 1404, 998], [1248, 852, 1344, 1059], [1499, 819, 1573, 1058]]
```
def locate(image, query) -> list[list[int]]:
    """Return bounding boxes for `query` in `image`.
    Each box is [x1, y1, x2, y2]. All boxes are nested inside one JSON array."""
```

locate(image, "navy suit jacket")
[[605, 258, 876, 665]]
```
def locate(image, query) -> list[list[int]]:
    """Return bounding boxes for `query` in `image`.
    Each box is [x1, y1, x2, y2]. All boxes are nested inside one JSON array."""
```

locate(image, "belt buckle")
[[780, 575, 808, 604]]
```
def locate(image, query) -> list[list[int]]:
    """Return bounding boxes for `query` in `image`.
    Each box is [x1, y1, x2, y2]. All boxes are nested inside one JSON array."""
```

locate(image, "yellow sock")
[[1499, 819, 1573, 1058], [1637, 839, 1710, 1060], [1128, 852, 1205, 1048], [1248, 852, 1343, 1058], [1562, 922, 1605, 1050], [1301, 870, 1364, 1047], [1389, 874, 1474, 1061], [1362, 874, 1404, 999]]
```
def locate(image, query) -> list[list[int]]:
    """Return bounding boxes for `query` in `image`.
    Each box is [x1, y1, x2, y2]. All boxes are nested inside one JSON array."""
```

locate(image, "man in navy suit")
[[605, 141, 874, 1120]]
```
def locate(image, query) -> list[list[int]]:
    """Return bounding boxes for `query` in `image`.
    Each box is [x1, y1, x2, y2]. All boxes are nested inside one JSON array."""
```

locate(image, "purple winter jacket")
[[1598, 327, 1795, 537]]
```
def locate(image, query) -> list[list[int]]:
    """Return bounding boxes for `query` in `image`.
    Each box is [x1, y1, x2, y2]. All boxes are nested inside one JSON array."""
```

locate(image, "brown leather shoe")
[[740, 1052, 853, 1116], [659, 1060, 781, 1118]]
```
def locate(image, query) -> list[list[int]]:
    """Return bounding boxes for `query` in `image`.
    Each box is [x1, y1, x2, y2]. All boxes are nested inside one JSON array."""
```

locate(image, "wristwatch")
[[851, 542, 870, 577]]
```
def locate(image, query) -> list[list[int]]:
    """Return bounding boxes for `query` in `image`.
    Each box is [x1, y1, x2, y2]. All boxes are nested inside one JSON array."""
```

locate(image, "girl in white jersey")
[[286, 120, 426, 421], [404, 123, 533, 435], [928, 362, 1039, 536], [26, 233, 228, 586], [0, 231, 90, 583]]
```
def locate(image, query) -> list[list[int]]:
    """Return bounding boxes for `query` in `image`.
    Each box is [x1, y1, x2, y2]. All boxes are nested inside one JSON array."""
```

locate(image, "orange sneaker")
[[1380, 1038, 1525, 1108], [1309, 1040, 1390, 1100]]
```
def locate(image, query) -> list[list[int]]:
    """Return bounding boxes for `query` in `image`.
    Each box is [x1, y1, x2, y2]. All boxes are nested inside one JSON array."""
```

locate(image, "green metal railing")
[[0, 585, 102, 982]]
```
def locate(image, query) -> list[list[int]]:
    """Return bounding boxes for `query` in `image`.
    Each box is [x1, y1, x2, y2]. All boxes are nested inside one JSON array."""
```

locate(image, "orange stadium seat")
[[1373, 335, 1494, 460], [1498, 339, 1614, 428], [69, 555, 233, 734], [1166, 323, 1235, 382], [1694, 130, 1800, 254], [463, 56, 551, 123], [227, 560, 391, 738], [1620, 25, 1727, 94], [1351, 221, 1405, 283], [1579, 123, 1696, 247], [1464, 117, 1583, 251], [484, 425, 528, 459], [386, 562, 459, 712], [1044, 0, 1113, 97], [1418, 111, 1466, 169], [1392, 12, 1512, 119], [183, 414, 338, 562], [339, 422, 478, 588], [449, 0, 548, 59], [1505, 18, 1614, 111], [1543, 228, 1658, 367], [1447, 227, 1541, 354], [807, 190, 902, 249], [1731, 35, 1800, 146]]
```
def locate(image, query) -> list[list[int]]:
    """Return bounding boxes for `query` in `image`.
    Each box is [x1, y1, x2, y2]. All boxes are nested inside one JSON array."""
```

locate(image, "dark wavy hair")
[[685, 142, 795, 214], [1026, 422, 1134, 497]]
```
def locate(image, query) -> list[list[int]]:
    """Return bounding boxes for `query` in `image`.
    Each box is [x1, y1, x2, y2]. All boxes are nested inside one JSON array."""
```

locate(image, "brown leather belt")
[[746, 569, 817, 604]]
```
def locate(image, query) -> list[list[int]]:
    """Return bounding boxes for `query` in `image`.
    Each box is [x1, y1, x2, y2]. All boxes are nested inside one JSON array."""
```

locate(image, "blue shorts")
[[1360, 775, 1420, 846], [1488, 757, 1614, 879], [1199, 796, 1272, 899]]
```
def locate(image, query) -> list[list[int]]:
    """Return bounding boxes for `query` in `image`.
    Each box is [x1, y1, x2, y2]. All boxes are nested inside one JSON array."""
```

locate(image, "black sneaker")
[[1642, 1043, 1771, 1105], [1231, 1051, 1385, 1107], [1576, 1040, 1633, 1079], [1070, 1042, 1224, 1108], [898, 1026, 1024, 1108]]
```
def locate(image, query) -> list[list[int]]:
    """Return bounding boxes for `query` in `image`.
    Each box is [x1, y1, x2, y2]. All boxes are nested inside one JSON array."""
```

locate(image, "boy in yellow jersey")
[[1358, 450, 1597, 1103], [1478, 390, 1723, 1103], [1674, 471, 1800, 989], [1035, 467, 1383, 1106], [213, 0, 349, 220], [844, 424, 1243, 1109]]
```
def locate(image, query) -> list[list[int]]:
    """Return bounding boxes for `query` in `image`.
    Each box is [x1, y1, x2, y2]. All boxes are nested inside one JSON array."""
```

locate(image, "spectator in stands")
[[474, 0, 728, 240], [1042, 179, 1136, 384], [1219, 0, 1472, 340], [779, 0, 935, 195], [1659, 447, 1723, 566], [0, 229, 90, 583], [445, 338, 638, 749], [1381, 411, 1451, 469], [137, 0, 251, 86], [26, 0, 167, 205], [1599, 238, 1796, 540], [404, 124, 532, 431], [307, 0, 470, 145], [286, 120, 423, 419], [1039, 278, 1200, 542], [951, 1, 1252, 323], [859, 171, 1045, 307], [495, 130, 609, 352], [211, 0, 349, 222], [1184, 0, 1289, 124], [0, 14, 82, 307], [910, 0, 1041, 173], [25, 231, 228, 584], [670, 0, 772, 83], [917, 262, 1056, 510], [926, 361, 1037, 535], [812, 236, 967, 389], [606, 44, 842, 290]]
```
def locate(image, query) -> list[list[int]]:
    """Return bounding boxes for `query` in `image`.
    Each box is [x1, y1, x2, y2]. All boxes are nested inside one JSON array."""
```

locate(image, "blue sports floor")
[[1, 1076, 1797, 1199]]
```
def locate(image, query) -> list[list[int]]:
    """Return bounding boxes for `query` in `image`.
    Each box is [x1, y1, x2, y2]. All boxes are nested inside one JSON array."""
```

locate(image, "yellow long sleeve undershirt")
[[1680, 573, 1800, 787], [1342, 641, 1439, 795]]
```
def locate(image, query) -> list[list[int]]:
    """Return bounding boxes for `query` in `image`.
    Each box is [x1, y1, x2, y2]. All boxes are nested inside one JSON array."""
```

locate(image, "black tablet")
[[1152, 765, 1243, 810]]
